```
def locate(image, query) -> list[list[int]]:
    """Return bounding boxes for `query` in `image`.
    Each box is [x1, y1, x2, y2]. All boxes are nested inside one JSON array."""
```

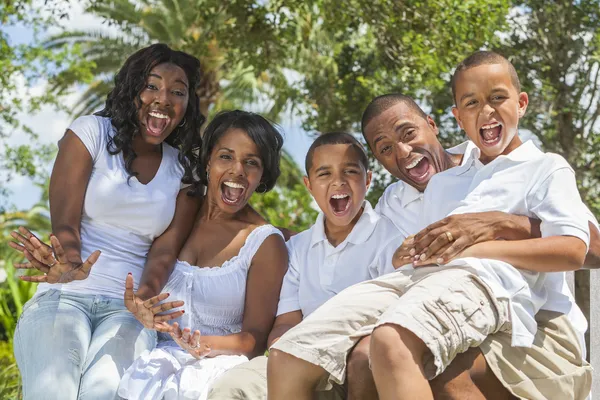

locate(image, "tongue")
[[330, 197, 349, 213], [481, 126, 501, 141], [147, 116, 168, 135], [408, 158, 430, 178], [223, 186, 243, 202]]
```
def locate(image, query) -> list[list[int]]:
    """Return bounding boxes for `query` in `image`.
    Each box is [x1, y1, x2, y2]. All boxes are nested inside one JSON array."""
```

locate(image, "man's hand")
[[393, 212, 515, 268]]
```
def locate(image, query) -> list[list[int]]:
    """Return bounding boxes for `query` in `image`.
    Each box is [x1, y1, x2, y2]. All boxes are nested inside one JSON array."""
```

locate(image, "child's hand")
[[392, 235, 416, 269], [169, 322, 212, 359], [124, 274, 184, 332]]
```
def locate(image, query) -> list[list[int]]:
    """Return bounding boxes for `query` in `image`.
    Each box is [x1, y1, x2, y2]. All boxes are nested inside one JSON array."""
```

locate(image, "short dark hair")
[[451, 51, 521, 103], [305, 132, 369, 175], [200, 110, 283, 192], [361, 94, 428, 138]]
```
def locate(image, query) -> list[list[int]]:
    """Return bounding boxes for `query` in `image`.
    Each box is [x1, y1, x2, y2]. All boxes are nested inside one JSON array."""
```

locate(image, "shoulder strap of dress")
[[239, 224, 284, 267]]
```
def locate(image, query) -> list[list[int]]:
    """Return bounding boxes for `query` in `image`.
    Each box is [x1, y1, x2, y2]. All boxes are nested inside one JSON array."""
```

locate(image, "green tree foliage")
[[0, 1, 94, 206]]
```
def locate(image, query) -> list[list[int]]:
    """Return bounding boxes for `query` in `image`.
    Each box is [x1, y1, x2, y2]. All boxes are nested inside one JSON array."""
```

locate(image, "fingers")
[[142, 292, 170, 308], [436, 237, 470, 264], [23, 250, 50, 274], [20, 275, 48, 283], [80, 250, 101, 275], [13, 262, 37, 269], [170, 322, 182, 339], [155, 322, 175, 333], [50, 235, 68, 264], [414, 242, 453, 267], [10, 231, 36, 253], [151, 300, 184, 314], [29, 235, 54, 258], [415, 230, 453, 262], [124, 273, 136, 304], [154, 310, 185, 323]]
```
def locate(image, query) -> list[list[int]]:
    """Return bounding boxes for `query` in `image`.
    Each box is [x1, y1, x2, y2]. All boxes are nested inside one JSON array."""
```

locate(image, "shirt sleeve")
[[527, 165, 590, 249], [66, 115, 104, 163], [369, 233, 406, 278], [276, 241, 301, 316]]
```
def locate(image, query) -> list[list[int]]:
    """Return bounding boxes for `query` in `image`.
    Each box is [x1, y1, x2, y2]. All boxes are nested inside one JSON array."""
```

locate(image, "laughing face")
[[206, 128, 264, 213], [304, 143, 372, 229], [363, 102, 448, 192], [451, 63, 528, 164], [137, 62, 190, 145]]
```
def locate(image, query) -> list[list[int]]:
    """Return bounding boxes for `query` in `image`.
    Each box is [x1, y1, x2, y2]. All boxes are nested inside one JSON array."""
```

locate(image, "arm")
[[180, 234, 288, 359], [457, 235, 587, 272], [49, 130, 92, 268], [584, 221, 600, 269], [267, 311, 303, 347], [135, 189, 200, 300]]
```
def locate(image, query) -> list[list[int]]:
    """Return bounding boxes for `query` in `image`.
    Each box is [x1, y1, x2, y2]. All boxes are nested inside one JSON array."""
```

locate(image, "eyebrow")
[[459, 92, 475, 103], [149, 73, 189, 88], [314, 165, 331, 174], [218, 147, 261, 159]]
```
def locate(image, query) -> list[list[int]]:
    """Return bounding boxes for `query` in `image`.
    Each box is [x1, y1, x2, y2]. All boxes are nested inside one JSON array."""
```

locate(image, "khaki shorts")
[[480, 310, 592, 400], [271, 267, 509, 386], [207, 355, 345, 400]]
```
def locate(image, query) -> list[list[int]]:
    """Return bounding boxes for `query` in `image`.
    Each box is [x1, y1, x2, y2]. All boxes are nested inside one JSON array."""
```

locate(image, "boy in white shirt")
[[208, 132, 404, 400], [268, 52, 592, 400]]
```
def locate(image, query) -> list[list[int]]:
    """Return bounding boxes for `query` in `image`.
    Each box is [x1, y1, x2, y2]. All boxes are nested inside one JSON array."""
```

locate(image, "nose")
[[154, 88, 172, 107], [231, 160, 245, 176], [395, 141, 412, 159], [332, 171, 347, 187], [482, 103, 495, 117]]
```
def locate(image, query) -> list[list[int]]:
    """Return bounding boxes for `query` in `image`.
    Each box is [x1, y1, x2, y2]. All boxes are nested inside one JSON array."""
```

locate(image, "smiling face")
[[451, 63, 528, 164], [206, 128, 264, 213], [137, 62, 190, 145], [363, 102, 447, 192], [304, 143, 372, 228]]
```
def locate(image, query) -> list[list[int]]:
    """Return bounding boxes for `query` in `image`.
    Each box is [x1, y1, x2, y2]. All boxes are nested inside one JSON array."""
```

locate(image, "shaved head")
[[361, 94, 428, 136]]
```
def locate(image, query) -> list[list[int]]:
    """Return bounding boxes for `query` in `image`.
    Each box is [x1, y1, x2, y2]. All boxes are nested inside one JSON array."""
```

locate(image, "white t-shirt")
[[277, 201, 404, 318], [421, 140, 590, 347], [37, 115, 186, 298]]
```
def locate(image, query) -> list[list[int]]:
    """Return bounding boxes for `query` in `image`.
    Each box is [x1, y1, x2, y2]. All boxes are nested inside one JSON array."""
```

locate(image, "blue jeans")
[[14, 289, 157, 400]]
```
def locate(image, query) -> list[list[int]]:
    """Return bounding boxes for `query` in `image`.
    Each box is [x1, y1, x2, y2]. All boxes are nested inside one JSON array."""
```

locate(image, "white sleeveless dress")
[[118, 225, 283, 400]]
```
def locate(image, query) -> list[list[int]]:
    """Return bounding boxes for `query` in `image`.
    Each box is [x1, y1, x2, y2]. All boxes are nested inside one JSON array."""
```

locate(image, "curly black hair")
[[201, 110, 284, 192], [96, 43, 205, 192]]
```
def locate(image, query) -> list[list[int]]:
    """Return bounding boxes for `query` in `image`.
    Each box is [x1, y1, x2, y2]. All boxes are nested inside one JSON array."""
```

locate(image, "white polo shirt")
[[421, 140, 590, 347], [375, 141, 472, 236], [277, 201, 405, 318]]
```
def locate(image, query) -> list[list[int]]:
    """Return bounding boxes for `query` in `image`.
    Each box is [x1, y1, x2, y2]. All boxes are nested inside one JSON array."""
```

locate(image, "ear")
[[451, 106, 464, 130], [517, 92, 529, 118], [426, 115, 439, 136], [303, 176, 312, 193], [365, 170, 373, 190]]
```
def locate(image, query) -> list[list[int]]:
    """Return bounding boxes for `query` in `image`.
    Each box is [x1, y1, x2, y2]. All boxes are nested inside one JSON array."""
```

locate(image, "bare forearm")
[[51, 224, 83, 263], [584, 221, 600, 269], [495, 213, 541, 241], [136, 250, 177, 300], [203, 332, 261, 358], [464, 236, 587, 272]]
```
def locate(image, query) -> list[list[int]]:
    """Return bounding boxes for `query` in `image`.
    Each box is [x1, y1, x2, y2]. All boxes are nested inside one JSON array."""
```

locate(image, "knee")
[[347, 337, 371, 381], [370, 324, 423, 367]]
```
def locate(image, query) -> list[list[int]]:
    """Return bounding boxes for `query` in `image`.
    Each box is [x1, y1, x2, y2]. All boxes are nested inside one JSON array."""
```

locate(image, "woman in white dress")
[[118, 110, 289, 400]]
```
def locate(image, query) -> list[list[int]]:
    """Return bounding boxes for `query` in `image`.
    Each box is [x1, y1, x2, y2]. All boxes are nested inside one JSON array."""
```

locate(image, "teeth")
[[481, 122, 501, 130], [331, 194, 349, 199], [406, 155, 424, 170], [224, 181, 245, 189], [149, 111, 169, 119]]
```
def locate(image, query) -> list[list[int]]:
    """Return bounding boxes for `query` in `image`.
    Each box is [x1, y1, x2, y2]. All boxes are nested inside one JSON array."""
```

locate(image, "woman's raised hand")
[[9, 227, 101, 283], [124, 273, 184, 332], [169, 322, 212, 359]]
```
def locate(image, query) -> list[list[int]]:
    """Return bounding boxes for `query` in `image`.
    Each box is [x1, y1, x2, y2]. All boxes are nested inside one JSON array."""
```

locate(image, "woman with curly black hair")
[[9, 43, 205, 400]]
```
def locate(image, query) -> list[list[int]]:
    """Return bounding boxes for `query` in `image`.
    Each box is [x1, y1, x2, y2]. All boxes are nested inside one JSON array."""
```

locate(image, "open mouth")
[[145, 110, 172, 137], [329, 193, 352, 217], [405, 154, 434, 183], [479, 122, 503, 147], [221, 181, 247, 206]]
